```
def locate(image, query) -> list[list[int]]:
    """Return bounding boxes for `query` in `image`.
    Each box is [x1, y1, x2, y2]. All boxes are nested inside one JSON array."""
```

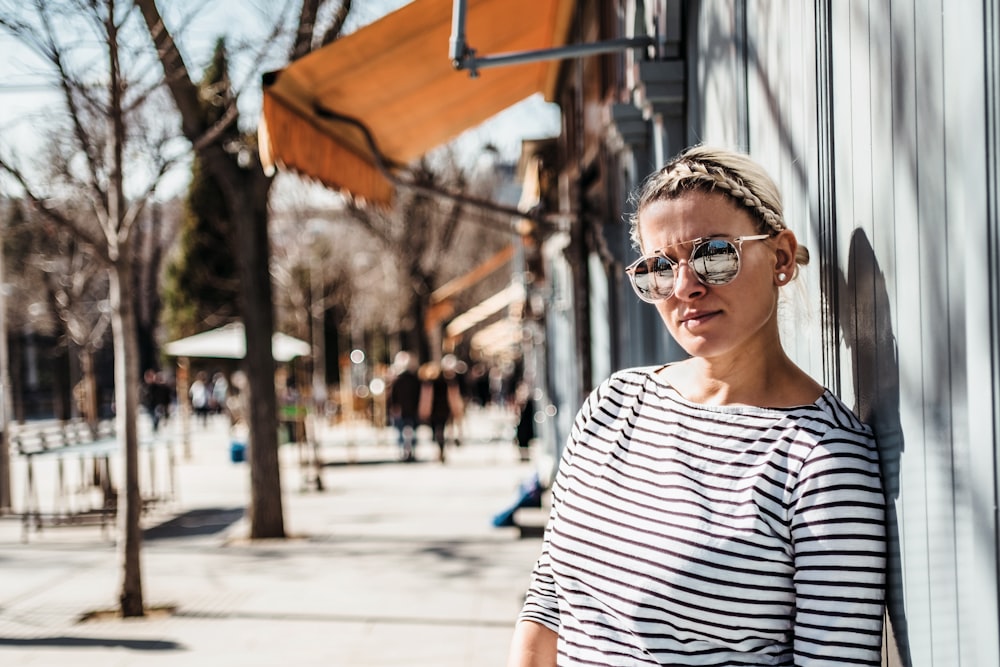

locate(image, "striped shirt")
[[519, 366, 886, 666]]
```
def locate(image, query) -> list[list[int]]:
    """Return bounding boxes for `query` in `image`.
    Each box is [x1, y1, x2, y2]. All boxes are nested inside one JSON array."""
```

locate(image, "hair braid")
[[666, 160, 786, 233]]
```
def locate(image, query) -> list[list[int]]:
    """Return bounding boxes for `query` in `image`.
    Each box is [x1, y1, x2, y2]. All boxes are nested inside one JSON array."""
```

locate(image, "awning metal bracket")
[[450, 0, 657, 77]]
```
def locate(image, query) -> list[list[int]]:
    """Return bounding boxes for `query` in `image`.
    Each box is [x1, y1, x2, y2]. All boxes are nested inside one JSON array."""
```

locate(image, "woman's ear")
[[772, 230, 798, 283]]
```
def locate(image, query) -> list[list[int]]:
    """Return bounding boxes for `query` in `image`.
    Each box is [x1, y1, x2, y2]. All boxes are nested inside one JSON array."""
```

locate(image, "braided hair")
[[628, 145, 809, 267]]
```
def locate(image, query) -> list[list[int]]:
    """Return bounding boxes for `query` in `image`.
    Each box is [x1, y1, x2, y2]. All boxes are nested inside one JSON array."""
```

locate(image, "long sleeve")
[[790, 428, 887, 665]]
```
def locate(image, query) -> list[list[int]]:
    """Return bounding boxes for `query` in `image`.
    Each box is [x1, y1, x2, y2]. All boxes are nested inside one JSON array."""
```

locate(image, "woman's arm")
[[507, 619, 557, 667], [792, 431, 886, 665]]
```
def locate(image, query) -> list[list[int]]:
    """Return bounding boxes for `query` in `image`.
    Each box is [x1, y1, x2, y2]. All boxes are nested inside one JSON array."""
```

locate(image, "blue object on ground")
[[230, 442, 246, 463], [492, 473, 544, 527]]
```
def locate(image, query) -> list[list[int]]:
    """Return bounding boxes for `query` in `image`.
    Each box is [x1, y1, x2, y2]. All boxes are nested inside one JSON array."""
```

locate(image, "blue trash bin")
[[229, 441, 246, 463]]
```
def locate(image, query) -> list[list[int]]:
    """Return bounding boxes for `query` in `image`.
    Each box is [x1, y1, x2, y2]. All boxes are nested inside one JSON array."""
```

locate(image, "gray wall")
[[688, 0, 1000, 664]]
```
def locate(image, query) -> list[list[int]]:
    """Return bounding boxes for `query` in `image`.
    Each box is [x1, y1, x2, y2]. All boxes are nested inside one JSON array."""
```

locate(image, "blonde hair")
[[628, 145, 809, 267]]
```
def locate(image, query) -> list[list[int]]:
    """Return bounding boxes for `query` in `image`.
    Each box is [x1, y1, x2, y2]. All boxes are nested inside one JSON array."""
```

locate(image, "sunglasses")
[[625, 234, 771, 303]]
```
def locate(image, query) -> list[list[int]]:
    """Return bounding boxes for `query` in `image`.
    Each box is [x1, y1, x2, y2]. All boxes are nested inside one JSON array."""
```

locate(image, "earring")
[[778, 272, 787, 282]]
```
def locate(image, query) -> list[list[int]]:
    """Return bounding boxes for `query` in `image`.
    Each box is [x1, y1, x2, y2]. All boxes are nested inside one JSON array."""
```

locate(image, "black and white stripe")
[[519, 367, 886, 666]]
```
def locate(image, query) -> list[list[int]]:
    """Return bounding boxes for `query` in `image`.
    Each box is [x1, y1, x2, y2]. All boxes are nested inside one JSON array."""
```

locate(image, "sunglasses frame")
[[625, 234, 772, 303]]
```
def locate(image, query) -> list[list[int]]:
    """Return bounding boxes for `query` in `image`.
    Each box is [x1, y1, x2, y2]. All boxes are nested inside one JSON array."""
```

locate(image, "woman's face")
[[636, 190, 785, 362]]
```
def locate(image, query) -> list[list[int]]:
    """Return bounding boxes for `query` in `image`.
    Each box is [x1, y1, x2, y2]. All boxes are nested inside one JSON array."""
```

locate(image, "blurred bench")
[[12, 420, 175, 541]]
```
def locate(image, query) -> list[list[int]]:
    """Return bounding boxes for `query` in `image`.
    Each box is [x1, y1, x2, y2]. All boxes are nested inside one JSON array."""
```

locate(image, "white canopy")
[[163, 323, 310, 362]]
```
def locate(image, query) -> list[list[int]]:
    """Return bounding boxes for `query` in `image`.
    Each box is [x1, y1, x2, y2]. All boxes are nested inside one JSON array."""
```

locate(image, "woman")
[[507, 146, 886, 666]]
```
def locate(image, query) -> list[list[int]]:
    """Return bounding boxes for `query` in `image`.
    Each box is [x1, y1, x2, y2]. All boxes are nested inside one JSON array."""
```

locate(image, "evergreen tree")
[[161, 39, 241, 339]]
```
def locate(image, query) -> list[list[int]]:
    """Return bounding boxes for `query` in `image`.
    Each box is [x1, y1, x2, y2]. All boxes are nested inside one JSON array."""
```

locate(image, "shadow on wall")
[[839, 229, 911, 666]]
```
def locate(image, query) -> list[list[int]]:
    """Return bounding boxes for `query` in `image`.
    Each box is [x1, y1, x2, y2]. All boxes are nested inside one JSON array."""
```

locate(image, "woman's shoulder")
[[809, 390, 874, 438], [570, 366, 662, 425], [605, 364, 664, 386], [591, 365, 664, 400]]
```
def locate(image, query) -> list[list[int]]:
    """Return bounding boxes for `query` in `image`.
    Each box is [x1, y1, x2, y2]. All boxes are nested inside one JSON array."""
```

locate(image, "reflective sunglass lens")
[[691, 240, 740, 285], [632, 256, 674, 301]]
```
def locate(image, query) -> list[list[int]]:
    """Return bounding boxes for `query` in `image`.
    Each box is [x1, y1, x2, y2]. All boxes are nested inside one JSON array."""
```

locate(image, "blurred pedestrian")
[[418, 361, 463, 463], [141, 369, 161, 433], [211, 372, 229, 417], [513, 382, 535, 462], [387, 351, 421, 462], [189, 371, 210, 427], [441, 354, 465, 447]]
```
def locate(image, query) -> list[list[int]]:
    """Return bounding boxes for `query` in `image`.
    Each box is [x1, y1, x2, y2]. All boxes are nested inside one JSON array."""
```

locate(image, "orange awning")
[[260, 0, 573, 204]]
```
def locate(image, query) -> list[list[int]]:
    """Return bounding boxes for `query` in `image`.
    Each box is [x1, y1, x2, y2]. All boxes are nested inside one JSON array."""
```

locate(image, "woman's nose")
[[672, 261, 706, 300]]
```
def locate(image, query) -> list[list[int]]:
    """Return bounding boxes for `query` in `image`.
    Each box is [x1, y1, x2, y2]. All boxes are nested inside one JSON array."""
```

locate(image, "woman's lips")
[[679, 311, 720, 328]]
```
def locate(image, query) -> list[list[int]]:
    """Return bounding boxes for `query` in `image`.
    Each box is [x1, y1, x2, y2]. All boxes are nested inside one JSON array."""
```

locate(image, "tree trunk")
[[232, 171, 284, 538], [181, 146, 286, 540], [109, 263, 145, 617], [104, 3, 144, 616], [206, 155, 283, 538]]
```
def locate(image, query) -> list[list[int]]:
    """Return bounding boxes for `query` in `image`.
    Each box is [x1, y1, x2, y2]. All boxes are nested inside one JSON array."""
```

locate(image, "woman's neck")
[[661, 350, 823, 408]]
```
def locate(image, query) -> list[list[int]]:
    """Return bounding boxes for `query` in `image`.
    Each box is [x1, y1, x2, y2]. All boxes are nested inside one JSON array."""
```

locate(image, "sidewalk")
[[0, 406, 546, 666]]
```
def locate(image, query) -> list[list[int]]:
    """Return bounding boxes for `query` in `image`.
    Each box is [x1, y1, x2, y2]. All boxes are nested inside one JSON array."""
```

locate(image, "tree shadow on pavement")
[[416, 540, 510, 579], [0, 636, 183, 650], [143, 507, 245, 541]]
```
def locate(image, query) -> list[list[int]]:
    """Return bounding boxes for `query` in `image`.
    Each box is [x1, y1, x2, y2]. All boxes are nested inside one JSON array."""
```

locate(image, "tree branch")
[[132, 0, 207, 145], [118, 147, 180, 245], [290, 0, 321, 62], [36, 0, 107, 211], [320, 0, 351, 48], [0, 155, 111, 264]]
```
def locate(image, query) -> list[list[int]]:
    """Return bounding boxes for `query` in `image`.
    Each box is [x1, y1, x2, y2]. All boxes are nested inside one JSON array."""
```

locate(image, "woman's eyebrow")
[[652, 234, 727, 254]]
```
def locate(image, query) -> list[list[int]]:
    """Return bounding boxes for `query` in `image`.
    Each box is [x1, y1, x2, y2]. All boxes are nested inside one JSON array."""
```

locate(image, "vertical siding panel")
[[813, 2, 841, 392], [914, 0, 961, 662], [943, 1, 1000, 664], [864, 3, 906, 663], [779, 2, 824, 381], [845, 0, 876, 408], [745, 0, 785, 163], [886, 1, 930, 662], [863, 0, 895, 410], [696, 0, 745, 146], [788, 0, 826, 382], [788, 1, 825, 381], [829, 0, 857, 410]]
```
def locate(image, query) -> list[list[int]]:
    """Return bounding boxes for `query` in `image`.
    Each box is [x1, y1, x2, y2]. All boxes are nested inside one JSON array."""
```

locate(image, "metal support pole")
[[449, 0, 469, 65], [450, 0, 656, 77]]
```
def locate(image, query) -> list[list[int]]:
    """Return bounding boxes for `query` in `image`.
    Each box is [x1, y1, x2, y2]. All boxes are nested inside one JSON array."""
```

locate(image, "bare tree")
[[340, 152, 514, 362], [0, 0, 182, 617], [133, 0, 360, 539]]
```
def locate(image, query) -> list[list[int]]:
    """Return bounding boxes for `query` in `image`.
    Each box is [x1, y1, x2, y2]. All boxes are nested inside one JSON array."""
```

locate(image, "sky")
[[0, 0, 561, 199]]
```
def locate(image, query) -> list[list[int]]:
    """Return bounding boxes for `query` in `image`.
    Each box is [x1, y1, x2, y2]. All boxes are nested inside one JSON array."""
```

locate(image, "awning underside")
[[260, 0, 573, 204]]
